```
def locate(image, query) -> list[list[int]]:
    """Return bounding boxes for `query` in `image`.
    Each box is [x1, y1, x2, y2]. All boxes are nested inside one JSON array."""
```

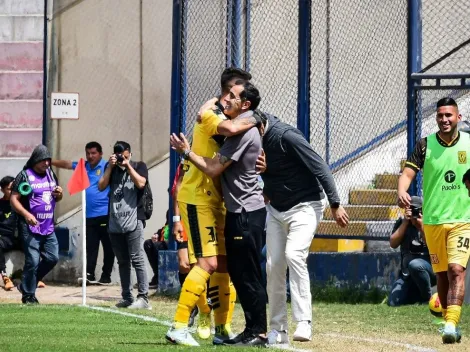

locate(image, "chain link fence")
[[174, 0, 470, 243], [181, 0, 227, 141], [414, 0, 470, 195], [421, 0, 470, 74]]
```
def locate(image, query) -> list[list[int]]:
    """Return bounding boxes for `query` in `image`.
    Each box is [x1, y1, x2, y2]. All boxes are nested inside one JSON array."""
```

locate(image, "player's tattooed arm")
[[216, 116, 256, 137], [233, 116, 257, 126], [217, 153, 230, 166]]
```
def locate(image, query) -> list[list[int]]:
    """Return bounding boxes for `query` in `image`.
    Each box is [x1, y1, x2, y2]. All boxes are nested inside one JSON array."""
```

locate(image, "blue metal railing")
[[168, 0, 184, 250], [297, 0, 311, 140], [406, 0, 422, 196]]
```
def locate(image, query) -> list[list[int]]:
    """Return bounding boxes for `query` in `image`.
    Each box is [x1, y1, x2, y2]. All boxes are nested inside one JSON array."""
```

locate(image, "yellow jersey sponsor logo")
[[458, 151, 467, 164]]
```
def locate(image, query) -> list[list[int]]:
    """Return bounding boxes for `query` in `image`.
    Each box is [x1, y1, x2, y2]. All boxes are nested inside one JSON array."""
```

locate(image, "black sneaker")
[[97, 276, 112, 286], [224, 330, 267, 347], [22, 295, 39, 305], [149, 276, 158, 289]]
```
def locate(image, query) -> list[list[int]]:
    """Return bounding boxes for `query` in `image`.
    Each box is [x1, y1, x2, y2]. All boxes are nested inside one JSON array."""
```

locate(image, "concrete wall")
[[48, 0, 172, 218], [0, 0, 43, 176]]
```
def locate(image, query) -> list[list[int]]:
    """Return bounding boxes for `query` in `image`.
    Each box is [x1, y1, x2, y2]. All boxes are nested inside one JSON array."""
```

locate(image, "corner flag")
[[67, 158, 90, 195]]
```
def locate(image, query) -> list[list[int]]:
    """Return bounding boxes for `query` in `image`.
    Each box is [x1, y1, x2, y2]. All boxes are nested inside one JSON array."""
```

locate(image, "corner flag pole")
[[81, 189, 87, 306]]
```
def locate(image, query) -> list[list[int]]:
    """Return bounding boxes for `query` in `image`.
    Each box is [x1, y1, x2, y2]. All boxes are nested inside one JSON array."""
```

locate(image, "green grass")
[[1, 300, 470, 351], [0, 305, 227, 352]]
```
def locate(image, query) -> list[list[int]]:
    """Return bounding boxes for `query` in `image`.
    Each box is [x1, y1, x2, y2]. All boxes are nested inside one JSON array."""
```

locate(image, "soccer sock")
[[178, 272, 188, 287], [226, 279, 236, 325], [196, 286, 211, 315], [174, 266, 210, 326], [446, 305, 461, 327], [208, 272, 231, 326]]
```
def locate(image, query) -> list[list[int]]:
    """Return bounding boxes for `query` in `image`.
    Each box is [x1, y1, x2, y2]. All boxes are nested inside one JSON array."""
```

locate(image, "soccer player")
[[166, 68, 261, 346], [171, 81, 268, 346], [398, 97, 470, 344]]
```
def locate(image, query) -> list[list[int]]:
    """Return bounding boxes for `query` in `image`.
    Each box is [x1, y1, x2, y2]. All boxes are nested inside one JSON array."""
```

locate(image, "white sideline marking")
[[321, 333, 437, 352], [82, 305, 436, 352], [83, 305, 309, 352], [85, 305, 171, 327]]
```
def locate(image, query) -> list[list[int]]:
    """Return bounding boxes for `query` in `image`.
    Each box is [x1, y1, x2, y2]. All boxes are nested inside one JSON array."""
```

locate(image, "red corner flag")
[[67, 158, 90, 195]]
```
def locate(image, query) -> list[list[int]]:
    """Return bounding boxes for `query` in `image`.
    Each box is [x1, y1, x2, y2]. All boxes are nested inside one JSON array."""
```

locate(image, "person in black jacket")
[[388, 196, 436, 306], [0, 176, 21, 291], [255, 111, 349, 344]]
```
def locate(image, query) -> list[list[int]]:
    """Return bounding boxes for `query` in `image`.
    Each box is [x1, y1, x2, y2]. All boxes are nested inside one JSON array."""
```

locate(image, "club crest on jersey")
[[458, 151, 467, 164]]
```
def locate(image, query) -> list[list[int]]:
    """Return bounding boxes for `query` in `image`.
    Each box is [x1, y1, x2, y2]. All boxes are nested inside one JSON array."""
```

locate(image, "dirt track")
[[0, 283, 123, 305]]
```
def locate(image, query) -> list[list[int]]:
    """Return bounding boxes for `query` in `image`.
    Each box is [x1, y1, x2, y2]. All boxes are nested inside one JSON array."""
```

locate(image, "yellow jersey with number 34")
[[177, 109, 226, 208]]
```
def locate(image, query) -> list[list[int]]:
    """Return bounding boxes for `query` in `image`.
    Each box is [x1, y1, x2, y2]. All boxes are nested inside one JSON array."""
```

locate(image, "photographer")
[[388, 196, 436, 307], [98, 141, 150, 310]]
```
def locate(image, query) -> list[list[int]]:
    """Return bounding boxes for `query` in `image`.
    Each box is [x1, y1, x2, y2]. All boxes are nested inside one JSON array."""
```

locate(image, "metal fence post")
[[232, 0, 243, 68], [297, 0, 311, 140], [169, 0, 184, 250], [42, 0, 48, 145], [407, 0, 422, 196], [245, 0, 251, 71]]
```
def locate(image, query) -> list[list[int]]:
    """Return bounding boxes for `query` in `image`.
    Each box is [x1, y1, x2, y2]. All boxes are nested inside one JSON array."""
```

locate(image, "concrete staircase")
[[311, 163, 405, 252], [0, 0, 44, 176]]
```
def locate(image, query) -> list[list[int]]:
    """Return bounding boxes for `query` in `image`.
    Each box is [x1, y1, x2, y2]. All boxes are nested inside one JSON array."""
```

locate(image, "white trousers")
[[266, 199, 326, 331]]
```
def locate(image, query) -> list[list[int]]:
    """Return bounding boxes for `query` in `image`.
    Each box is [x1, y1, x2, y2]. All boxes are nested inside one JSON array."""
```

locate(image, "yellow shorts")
[[423, 223, 470, 273], [179, 202, 226, 264]]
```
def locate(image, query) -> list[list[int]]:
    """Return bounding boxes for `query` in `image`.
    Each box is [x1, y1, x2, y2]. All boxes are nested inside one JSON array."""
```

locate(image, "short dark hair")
[[85, 141, 102, 153], [0, 176, 14, 189], [113, 141, 131, 154], [437, 97, 458, 109], [236, 80, 261, 111], [463, 169, 470, 183], [220, 67, 252, 93]]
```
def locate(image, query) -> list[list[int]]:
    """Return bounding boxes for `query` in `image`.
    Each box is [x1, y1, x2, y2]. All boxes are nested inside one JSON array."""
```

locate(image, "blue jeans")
[[388, 258, 436, 307], [21, 224, 59, 297], [109, 220, 148, 301]]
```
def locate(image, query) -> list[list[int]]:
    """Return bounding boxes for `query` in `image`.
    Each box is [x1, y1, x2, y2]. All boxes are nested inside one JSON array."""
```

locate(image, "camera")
[[411, 206, 422, 218], [113, 142, 126, 164], [115, 154, 124, 163]]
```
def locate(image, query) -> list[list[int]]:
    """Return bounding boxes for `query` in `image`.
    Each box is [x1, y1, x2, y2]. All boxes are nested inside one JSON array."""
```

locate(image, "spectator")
[[388, 196, 436, 306], [98, 141, 150, 310], [143, 213, 169, 289], [10, 145, 63, 304], [52, 141, 115, 285], [0, 176, 21, 291]]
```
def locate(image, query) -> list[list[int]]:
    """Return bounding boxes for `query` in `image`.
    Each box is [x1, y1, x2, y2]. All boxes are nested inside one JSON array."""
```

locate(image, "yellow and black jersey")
[[177, 109, 227, 208]]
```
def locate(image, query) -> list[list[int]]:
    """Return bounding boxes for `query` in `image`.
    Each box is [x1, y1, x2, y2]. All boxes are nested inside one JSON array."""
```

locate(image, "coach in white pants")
[[255, 111, 349, 344]]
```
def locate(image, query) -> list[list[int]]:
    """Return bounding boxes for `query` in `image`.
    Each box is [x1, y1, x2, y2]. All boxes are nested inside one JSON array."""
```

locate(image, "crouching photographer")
[[388, 196, 436, 306], [98, 141, 150, 309]]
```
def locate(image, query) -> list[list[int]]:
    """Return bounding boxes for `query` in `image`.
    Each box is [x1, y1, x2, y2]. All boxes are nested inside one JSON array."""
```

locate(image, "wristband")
[[173, 215, 181, 222], [183, 149, 191, 160], [19, 182, 32, 196]]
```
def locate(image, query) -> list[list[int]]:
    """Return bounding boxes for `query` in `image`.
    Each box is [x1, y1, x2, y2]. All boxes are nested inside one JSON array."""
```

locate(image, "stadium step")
[[349, 189, 397, 206], [323, 205, 402, 221], [374, 174, 399, 190], [317, 220, 395, 238]]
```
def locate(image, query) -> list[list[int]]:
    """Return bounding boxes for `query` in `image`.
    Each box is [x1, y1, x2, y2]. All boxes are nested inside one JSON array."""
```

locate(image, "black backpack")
[[110, 161, 154, 220], [141, 181, 153, 220]]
